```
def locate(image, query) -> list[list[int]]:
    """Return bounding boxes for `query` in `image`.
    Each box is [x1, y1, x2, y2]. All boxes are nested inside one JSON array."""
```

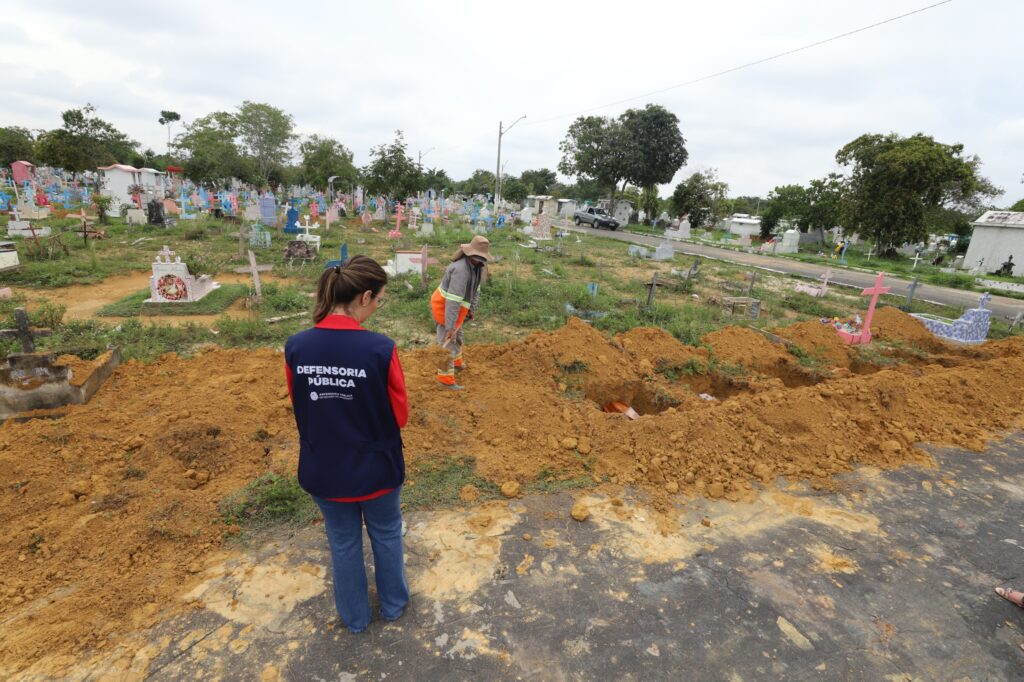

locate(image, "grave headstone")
[[249, 225, 272, 249], [283, 205, 300, 234], [147, 245, 219, 303], [652, 239, 674, 261], [258, 195, 278, 227]]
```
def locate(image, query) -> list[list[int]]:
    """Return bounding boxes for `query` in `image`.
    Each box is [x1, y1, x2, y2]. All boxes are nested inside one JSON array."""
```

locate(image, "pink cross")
[[836, 271, 890, 345]]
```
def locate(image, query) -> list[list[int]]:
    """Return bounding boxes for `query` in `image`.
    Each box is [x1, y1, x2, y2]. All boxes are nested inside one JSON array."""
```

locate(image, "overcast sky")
[[2, 0, 1021, 203]]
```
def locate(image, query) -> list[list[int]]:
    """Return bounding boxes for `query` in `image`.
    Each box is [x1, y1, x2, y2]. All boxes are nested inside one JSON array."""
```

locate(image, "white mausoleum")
[[963, 211, 1024, 276]]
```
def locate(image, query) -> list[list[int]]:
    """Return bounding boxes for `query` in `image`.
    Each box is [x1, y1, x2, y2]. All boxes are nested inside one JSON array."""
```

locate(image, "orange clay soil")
[[3, 309, 1024, 675]]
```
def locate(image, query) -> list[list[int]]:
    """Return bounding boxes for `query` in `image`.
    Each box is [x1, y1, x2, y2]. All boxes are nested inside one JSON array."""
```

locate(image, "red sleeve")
[[387, 346, 408, 428], [284, 359, 294, 403]]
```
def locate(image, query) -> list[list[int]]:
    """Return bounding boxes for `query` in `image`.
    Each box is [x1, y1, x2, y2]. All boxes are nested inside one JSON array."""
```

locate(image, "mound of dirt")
[[3, 311, 1024, 676], [772, 320, 853, 370], [871, 305, 951, 351], [617, 327, 708, 367]]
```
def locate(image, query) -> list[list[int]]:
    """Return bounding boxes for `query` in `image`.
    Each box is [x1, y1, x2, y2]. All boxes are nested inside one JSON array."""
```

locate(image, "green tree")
[[175, 112, 254, 186], [619, 104, 688, 188], [157, 110, 180, 155], [670, 169, 729, 228], [299, 135, 356, 191], [730, 195, 764, 215], [804, 174, 845, 233], [456, 169, 497, 197], [760, 184, 809, 237], [0, 126, 35, 167], [1009, 198, 1024, 212], [34, 104, 138, 172], [640, 185, 662, 224], [362, 131, 422, 199], [558, 115, 631, 205], [519, 168, 558, 195], [233, 101, 296, 185], [836, 132, 1000, 254], [500, 176, 528, 204], [422, 168, 455, 194]]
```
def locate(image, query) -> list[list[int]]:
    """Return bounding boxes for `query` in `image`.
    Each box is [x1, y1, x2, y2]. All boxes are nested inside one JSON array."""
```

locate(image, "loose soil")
[[2, 307, 1024, 677]]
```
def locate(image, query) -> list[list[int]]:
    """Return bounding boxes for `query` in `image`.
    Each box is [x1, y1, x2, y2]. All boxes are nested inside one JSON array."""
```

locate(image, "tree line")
[[2, 101, 1014, 254]]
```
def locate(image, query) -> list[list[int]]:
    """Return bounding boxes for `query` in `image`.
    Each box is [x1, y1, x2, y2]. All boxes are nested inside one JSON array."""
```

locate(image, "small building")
[[138, 168, 168, 197], [10, 160, 34, 185], [524, 195, 557, 215], [718, 213, 762, 238], [97, 164, 144, 209], [557, 198, 577, 218], [963, 211, 1024, 276]]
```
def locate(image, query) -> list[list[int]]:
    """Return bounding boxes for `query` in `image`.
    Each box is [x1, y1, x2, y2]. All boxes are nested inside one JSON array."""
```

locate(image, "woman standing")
[[284, 255, 409, 634], [430, 235, 491, 389]]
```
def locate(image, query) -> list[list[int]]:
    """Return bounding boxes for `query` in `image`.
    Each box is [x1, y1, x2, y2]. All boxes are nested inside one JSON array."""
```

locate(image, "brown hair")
[[449, 248, 466, 262], [313, 255, 388, 323]]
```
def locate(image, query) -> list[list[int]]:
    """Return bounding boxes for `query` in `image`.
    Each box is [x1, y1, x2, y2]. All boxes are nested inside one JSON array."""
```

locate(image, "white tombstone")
[[385, 251, 424, 276], [244, 202, 261, 220], [125, 208, 147, 225], [147, 245, 219, 303], [777, 229, 800, 254], [418, 221, 435, 237], [520, 207, 534, 226], [0, 241, 19, 272], [653, 239, 675, 261], [6, 206, 51, 237]]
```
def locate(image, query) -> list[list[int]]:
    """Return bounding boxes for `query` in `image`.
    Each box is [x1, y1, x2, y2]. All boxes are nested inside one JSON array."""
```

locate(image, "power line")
[[525, 0, 954, 126]]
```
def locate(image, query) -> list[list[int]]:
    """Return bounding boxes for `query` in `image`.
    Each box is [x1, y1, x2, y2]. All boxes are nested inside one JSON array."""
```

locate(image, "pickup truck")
[[573, 206, 620, 230]]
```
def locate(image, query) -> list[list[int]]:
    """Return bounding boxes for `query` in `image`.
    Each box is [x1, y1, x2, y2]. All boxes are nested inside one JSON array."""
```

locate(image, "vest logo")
[[310, 391, 319, 401]]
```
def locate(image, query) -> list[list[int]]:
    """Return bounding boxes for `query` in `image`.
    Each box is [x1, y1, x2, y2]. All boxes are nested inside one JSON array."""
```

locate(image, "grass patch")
[[218, 473, 318, 530], [783, 293, 846, 319], [402, 456, 500, 510], [655, 357, 705, 381], [97, 283, 248, 316], [526, 467, 594, 494]]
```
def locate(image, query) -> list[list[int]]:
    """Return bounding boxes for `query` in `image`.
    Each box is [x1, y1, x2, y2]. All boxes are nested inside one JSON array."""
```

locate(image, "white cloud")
[[1, 0, 1020, 200]]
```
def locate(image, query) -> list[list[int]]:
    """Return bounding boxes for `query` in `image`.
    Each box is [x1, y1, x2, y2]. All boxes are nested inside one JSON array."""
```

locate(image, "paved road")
[[137, 434, 1024, 680], [562, 223, 1024, 319]]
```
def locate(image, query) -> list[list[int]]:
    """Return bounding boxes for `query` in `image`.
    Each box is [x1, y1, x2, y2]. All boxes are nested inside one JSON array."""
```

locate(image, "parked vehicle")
[[573, 206, 620, 230]]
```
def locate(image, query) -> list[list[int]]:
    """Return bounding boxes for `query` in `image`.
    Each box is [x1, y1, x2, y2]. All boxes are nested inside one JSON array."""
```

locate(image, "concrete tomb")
[[147, 245, 219, 303]]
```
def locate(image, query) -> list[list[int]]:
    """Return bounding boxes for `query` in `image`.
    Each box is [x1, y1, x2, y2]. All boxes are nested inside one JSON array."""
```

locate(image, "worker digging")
[[430, 235, 490, 390]]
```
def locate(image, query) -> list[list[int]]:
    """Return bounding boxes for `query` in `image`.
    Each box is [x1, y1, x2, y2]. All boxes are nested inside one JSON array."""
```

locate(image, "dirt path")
[[15, 271, 295, 326]]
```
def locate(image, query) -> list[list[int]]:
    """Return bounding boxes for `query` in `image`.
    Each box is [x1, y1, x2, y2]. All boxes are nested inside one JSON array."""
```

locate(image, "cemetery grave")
[[1, 209, 1024, 677]]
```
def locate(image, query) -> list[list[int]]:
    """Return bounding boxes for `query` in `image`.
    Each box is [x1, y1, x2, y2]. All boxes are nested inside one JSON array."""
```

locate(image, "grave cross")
[[901, 276, 921, 311], [1008, 311, 1024, 333], [0, 308, 50, 353], [866, 245, 875, 261], [978, 291, 991, 310], [857, 272, 891, 344], [645, 272, 660, 308], [9, 205, 21, 222], [911, 252, 923, 269], [247, 250, 263, 302], [237, 224, 250, 259]]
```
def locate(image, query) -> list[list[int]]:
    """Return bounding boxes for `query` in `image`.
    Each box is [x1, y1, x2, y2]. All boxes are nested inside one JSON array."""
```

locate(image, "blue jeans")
[[313, 488, 409, 633]]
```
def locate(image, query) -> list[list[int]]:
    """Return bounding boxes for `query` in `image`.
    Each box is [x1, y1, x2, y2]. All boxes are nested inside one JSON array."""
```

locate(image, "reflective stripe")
[[437, 286, 464, 302]]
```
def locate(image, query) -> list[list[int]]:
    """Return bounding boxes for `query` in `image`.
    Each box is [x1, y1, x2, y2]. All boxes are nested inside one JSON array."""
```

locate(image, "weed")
[[557, 359, 588, 374], [783, 293, 846, 319], [402, 456, 500, 510], [218, 473, 318, 530], [655, 357, 704, 381], [526, 467, 594, 494], [124, 466, 147, 480]]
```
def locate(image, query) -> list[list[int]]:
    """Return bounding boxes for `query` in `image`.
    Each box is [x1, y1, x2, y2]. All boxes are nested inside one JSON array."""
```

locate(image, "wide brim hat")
[[460, 235, 491, 262]]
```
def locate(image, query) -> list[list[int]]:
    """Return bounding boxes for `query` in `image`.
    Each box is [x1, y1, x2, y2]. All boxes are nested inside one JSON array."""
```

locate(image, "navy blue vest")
[[285, 326, 404, 499]]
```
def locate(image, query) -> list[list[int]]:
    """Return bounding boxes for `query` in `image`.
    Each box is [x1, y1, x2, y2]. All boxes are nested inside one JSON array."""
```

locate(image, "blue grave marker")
[[283, 204, 300, 234]]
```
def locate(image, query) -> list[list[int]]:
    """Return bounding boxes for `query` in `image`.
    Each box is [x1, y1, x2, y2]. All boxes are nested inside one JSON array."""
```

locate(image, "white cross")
[[979, 292, 991, 309], [10, 205, 20, 222], [157, 245, 175, 262], [866, 245, 875, 261], [911, 253, 923, 269]]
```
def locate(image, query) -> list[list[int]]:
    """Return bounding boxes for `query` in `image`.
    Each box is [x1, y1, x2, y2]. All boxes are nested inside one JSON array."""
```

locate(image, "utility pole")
[[418, 147, 435, 171], [495, 115, 525, 209]]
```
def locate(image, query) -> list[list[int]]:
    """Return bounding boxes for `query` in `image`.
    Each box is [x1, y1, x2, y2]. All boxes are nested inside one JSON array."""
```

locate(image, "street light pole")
[[495, 115, 525, 209], [418, 147, 435, 171]]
